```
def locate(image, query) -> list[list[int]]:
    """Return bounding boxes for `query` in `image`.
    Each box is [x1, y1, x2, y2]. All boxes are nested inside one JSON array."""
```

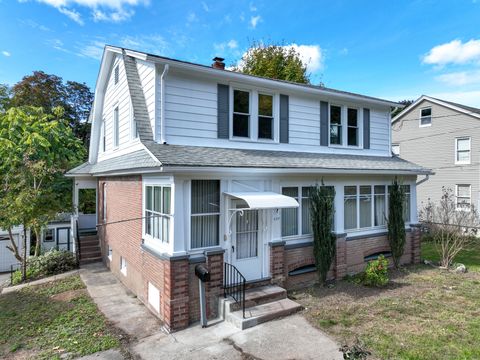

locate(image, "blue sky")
[[1, 0, 480, 106]]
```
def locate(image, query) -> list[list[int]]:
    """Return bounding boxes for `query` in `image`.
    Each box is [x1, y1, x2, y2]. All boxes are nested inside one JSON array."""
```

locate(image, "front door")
[[232, 204, 263, 281], [56, 228, 71, 251]]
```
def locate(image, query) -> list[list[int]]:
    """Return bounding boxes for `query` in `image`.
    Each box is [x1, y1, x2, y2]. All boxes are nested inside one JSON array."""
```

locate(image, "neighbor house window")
[[347, 108, 359, 146], [114, 64, 119, 85], [455, 137, 471, 164], [233, 90, 250, 137], [456, 184, 471, 210], [44, 229, 54, 242], [258, 94, 274, 140], [145, 185, 171, 243], [420, 107, 432, 126], [330, 105, 342, 145], [113, 106, 119, 148], [120, 256, 127, 275], [191, 180, 220, 248], [281, 186, 333, 237]]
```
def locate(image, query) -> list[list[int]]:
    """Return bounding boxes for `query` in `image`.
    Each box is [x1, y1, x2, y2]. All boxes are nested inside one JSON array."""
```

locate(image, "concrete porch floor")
[[80, 263, 342, 360]]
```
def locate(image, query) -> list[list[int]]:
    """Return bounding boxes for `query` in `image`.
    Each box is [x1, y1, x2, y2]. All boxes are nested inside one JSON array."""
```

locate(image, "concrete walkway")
[[80, 263, 342, 360]]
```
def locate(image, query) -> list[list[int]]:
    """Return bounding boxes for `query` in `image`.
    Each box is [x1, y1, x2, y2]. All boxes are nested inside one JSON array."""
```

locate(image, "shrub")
[[363, 255, 389, 287], [340, 338, 371, 359], [11, 249, 77, 285], [387, 179, 406, 268]]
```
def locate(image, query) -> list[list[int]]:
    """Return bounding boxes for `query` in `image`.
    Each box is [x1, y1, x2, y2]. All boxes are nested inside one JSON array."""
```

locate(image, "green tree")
[[391, 99, 414, 118], [387, 179, 406, 268], [10, 71, 93, 151], [0, 84, 10, 112], [310, 182, 336, 284], [234, 42, 311, 84], [0, 106, 84, 278]]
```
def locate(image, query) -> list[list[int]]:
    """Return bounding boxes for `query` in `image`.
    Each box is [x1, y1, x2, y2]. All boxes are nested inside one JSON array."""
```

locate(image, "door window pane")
[[236, 210, 258, 259]]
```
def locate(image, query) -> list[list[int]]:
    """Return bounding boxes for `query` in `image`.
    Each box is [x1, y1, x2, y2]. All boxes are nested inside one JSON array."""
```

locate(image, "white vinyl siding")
[[288, 96, 321, 146], [455, 137, 471, 164]]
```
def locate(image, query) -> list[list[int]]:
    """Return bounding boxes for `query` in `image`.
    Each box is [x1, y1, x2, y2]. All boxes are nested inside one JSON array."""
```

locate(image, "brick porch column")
[[410, 224, 422, 264], [335, 233, 347, 279], [205, 248, 224, 319], [163, 256, 189, 332], [269, 241, 286, 286]]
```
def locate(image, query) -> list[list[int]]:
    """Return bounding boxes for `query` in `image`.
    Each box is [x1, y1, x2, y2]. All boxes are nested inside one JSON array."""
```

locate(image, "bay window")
[[233, 90, 250, 137], [145, 185, 171, 243], [330, 105, 342, 145], [191, 180, 220, 249], [258, 94, 274, 139]]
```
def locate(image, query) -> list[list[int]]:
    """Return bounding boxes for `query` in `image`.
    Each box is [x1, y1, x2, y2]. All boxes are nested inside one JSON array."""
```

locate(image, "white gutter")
[[160, 64, 169, 144]]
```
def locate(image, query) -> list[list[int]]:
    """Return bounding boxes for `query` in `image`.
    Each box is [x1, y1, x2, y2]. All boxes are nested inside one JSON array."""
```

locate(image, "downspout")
[[416, 174, 430, 186], [160, 64, 169, 144]]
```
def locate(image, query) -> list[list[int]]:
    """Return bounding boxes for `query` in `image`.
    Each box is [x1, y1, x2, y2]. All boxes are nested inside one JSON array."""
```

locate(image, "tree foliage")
[[234, 42, 311, 84], [8, 71, 93, 150], [0, 106, 85, 272], [387, 179, 406, 268], [310, 182, 336, 284], [419, 187, 479, 268], [391, 99, 414, 118]]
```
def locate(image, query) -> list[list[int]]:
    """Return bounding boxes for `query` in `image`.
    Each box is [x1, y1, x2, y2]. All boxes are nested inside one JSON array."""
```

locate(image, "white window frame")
[[419, 107, 432, 127], [392, 143, 400, 156], [189, 179, 221, 250], [229, 85, 279, 143], [347, 107, 360, 147], [257, 92, 275, 141], [455, 137, 471, 165], [44, 228, 55, 242], [113, 105, 119, 148], [455, 184, 471, 211], [120, 256, 127, 276], [329, 104, 363, 148], [329, 104, 343, 146]]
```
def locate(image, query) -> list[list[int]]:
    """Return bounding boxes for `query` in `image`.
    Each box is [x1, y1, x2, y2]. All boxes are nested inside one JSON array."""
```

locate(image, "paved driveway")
[[80, 263, 342, 360], [0, 272, 10, 289]]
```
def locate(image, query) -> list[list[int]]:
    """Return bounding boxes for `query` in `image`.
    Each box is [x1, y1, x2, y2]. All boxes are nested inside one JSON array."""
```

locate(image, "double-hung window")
[[44, 229, 54, 242], [233, 90, 250, 138], [145, 185, 171, 243], [420, 107, 432, 127], [456, 184, 471, 210], [455, 137, 471, 164], [258, 94, 274, 139], [191, 180, 220, 249], [113, 106, 119, 148], [347, 108, 359, 146], [330, 105, 342, 145]]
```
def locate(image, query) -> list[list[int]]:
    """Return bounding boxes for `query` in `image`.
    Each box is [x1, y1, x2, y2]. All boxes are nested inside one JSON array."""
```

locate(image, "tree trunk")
[[34, 227, 41, 257], [6, 227, 23, 263]]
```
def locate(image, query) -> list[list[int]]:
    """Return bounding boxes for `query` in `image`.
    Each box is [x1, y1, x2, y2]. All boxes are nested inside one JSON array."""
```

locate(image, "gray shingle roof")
[[144, 142, 431, 174], [67, 150, 159, 175]]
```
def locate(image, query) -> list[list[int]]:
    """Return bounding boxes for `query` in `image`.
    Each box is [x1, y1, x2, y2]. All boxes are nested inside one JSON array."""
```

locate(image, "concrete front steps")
[[221, 285, 302, 330], [78, 234, 102, 265]]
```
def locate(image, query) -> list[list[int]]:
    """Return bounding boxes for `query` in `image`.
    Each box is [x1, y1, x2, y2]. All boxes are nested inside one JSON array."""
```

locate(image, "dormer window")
[[258, 94, 273, 139], [233, 90, 250, 138], [420, 107, 432, 127], [330, 105, 342, 145]]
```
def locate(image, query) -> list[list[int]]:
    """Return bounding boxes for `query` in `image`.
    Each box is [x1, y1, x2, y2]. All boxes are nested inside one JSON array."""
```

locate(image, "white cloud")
[[120, 34, 169, 56], [214, 39, 238, 53], [187, 11, 197, 22], [250, 15, 261, 28], [227, 40, 238, 49], [287, 44, 324, 72], [2, 51, 11, 57], [201, 1, 209, 12], [435, 70, 480, 86], [423, 39, 480, 66], [249, 2, 257, 11], [32, 0, 149, 23], [78, 40, 105, 59]]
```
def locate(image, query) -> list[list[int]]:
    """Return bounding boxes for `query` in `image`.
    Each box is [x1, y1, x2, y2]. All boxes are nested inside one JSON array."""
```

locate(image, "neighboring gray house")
[[392, 95, 480, 210]]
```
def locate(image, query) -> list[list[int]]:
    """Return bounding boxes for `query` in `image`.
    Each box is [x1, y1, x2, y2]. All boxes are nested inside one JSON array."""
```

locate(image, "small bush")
[[12, 249, 78, 285], [340, 338, 371, 359], [363, 255, 389, 287]]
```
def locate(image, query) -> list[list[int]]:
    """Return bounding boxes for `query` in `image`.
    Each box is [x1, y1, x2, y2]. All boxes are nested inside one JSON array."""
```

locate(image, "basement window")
[[288, 264, 317, 276], [364, 251, 392, 262]]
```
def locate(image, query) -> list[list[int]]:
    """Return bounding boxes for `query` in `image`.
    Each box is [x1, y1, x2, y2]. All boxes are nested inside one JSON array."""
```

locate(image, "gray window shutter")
[[363, 108, 370, 149], [217, 84, 229, 139], [280, 94, 289, 143], [320, 101, 329, 146]]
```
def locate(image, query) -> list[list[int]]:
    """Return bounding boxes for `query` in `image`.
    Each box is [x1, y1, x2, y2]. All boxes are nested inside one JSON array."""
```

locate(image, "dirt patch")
[[50, 289, 87, 302], [2, 349, 39, 360]]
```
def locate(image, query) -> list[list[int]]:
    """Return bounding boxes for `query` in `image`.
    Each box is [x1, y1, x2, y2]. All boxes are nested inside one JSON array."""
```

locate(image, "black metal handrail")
[[223, 262, 246, 319]]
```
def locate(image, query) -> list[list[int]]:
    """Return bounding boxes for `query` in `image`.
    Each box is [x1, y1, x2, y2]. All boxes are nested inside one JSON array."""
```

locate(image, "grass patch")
[[422, 240, 480, 271], [295, 266, 480, 360], [0, 275, 120, 359]]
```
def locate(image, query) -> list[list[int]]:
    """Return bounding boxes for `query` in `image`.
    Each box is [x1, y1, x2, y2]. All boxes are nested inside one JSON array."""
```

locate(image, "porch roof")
[[224, 191, 299, 210]]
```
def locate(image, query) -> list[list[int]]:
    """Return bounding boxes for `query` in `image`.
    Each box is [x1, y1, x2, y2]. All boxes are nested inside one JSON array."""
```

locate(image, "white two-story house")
[[67, 45, 428, 332]]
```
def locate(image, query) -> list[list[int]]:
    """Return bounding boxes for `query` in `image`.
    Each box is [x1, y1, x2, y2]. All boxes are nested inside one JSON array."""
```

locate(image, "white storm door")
[[232, 206, 263, 281]]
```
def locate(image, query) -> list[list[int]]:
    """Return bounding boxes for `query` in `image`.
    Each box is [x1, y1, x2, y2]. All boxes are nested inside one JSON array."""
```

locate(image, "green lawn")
[[422, 240, 480, 271], [294, 260, 480, 359], [0, 276, 121, 359]]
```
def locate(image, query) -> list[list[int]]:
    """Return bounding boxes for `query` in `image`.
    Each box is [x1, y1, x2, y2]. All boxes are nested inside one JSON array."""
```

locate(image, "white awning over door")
[[224, 191, 299, 210]]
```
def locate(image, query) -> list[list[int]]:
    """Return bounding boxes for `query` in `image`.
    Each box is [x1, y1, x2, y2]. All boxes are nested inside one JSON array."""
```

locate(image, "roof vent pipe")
[[212, 57, 225, 70]]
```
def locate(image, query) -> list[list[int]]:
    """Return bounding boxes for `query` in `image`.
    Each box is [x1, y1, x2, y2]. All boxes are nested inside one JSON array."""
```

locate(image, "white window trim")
[[280, 185, 313, 239], [113, 104, 120, 149], [328, 104, 363, 148], [419, 107, 432, 127], [455, 137, 471, 165], [455, 184, 471, 211], [142, 179, 174, 254], [392, 143, 400, 156], [229, 85, 279, 143], [100, 119, 106, 153]]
